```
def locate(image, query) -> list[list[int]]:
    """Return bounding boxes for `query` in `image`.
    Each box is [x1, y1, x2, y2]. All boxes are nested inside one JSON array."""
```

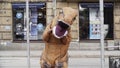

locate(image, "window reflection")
[[79, 6, 89, 39]]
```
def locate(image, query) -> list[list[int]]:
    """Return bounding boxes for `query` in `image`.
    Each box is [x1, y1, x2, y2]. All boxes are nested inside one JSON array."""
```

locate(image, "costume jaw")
[[52, 20, 69, 39]]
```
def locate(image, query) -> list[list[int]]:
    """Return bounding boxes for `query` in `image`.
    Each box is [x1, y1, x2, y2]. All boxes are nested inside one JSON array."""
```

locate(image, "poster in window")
[[89, 8, 100, 39], [30, 8, 38, 36]]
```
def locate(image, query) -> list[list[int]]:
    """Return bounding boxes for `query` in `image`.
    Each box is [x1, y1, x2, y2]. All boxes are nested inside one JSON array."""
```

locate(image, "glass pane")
[[89, 8, 101, 39], [104, 7, 113, 39], [79, 5, 89, 40], [12, 8, 24, 40]]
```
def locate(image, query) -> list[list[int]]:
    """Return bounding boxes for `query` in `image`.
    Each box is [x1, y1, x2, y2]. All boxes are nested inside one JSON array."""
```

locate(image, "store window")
[[12, 3, 46, 41], [79, 3, 113, 40]]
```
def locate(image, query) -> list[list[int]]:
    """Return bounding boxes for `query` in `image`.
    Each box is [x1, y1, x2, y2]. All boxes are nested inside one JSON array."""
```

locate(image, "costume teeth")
[[52, 26, 68, 39]]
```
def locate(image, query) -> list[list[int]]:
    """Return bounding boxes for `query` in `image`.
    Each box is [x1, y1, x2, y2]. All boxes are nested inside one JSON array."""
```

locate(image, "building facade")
[[0, 0, 120, 50]]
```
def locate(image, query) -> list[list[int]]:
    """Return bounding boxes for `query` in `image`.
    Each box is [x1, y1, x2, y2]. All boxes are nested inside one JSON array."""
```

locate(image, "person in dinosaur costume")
[[40, 7, 77, 68]]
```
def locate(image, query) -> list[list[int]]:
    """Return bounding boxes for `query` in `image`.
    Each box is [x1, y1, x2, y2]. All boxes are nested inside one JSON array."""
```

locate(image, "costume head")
[[52, 7, 77, 38]]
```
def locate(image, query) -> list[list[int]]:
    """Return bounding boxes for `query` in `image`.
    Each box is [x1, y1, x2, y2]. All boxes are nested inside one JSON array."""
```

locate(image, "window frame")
[[12, 2, 46, 42]]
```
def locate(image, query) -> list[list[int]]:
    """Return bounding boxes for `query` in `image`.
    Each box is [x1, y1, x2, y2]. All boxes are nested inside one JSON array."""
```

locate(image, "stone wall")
[[0, 2, 12, 41], [114, 3, 120, 40]]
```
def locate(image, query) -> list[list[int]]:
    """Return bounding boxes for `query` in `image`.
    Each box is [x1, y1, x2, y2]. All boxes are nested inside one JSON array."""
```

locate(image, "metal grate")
[[109, 56, 120, 68]]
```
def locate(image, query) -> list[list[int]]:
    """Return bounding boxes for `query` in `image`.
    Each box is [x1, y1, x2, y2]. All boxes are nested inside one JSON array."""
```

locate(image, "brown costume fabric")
[[40, 7, 77, 68]]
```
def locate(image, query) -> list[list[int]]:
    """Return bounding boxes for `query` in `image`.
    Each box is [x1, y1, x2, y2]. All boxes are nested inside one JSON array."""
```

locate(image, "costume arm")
[[61, 33, 71, 45], [42, 23, 52, 42]]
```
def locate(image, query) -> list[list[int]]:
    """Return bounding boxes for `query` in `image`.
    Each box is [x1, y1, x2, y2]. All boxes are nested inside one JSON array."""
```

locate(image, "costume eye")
[[72, 17, 76, 21], [59, 9, 65, 19], [59, 9, 63, 14]]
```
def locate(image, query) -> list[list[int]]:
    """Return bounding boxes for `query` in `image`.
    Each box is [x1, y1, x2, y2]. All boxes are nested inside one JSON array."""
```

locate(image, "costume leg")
[[55, 61, 68, 68], [55, 62, 63, 68], [63, 62, 68, 68], [40, 58, 51, 68]]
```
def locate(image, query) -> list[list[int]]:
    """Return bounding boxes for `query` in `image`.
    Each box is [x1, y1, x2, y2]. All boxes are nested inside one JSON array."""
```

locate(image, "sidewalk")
[[0, 50, 120, 58], [0, 57, 109, 68]]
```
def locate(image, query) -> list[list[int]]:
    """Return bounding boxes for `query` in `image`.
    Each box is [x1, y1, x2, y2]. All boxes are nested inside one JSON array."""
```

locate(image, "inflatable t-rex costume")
[[40, 7, 77, 68]]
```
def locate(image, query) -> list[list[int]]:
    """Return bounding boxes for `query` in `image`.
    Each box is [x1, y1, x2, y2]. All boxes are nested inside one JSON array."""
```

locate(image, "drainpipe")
[[99, 0, 105, 68], [26, 0, 30, 68]]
